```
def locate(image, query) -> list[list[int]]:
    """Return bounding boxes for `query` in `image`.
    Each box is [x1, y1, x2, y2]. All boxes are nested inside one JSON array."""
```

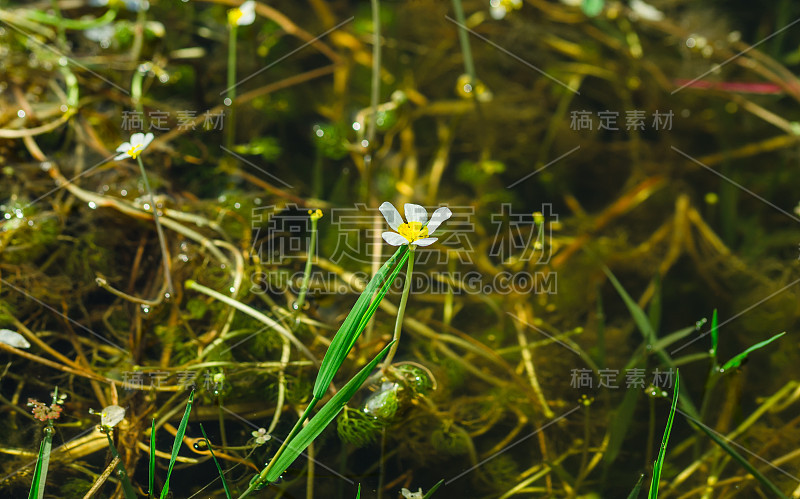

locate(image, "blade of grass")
[[149, 418, 155, 498], [104, 433, 137, 499], [264, 340, 395, 483], [28, 426, 53, 499], [422, 479, 445, 498], [314, 245, 407, 400], [626, 474, 645, 499], [199, 423, 232, 499], [604, 380, 640, 469], [687, 414, 789, 498], [720, 332, 785, 371], [649, 370, 679, 498], [160, 389, 195, 499], [709, 309, 718, 360], [648, 273, 661, 332], [356, 483, 361, 499]]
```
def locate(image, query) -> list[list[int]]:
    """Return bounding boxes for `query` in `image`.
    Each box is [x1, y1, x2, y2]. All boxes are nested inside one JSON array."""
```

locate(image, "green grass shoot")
[[27, 426, 52, 499], [423, 479, 445, 498], [648, 369, 679, 498], [104, 433, 137, 499], [200, 423, 232, 499], [149, 418, 155, 498], [160, 389, 195, 499], [690, 416, 789, 498], [626, 474, 645, 499], [720, 331, 785, 372], [263, 340, 396, 483], [709, 309, 718, 360]]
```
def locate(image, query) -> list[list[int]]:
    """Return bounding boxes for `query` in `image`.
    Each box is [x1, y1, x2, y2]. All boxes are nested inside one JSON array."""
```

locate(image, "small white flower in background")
[[252, 428, 270, 445], [630, 0, 665, 21], [228, 0, 256, 26], [401, 488, 424, 499], [98, 404, 126, 428], [114, 132, 154, 160], [489, 0, 522, 20], [379, 202, 452, 247], [0, 329, 30, 349]]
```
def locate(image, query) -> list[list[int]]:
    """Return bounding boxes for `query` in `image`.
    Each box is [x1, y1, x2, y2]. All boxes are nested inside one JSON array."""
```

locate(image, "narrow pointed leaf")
[[314, 246, 407, 399], [626, 474, 645, 499], [710, 309, 718, 359], [649, 370, 679, 498], [423, 479, 445, 498], [149, 418, 155, 498], [266, 341, 395, 483], [160, 390, 195, 499], [200, 424, 232, 499], [721, 332, 785, 372]]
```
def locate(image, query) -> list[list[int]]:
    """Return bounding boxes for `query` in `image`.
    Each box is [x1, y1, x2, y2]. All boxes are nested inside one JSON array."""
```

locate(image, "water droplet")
[[463, 83, 473, 93], [58, 57, 67, 66], [352, 122, 361, 131], [143, 203, 151, 211], [88, 201, 97, 209], [17, 110, 25, 118], [361, 139, 369, 148], [141, 305, 150, 315], [27, 220, 33, 226], [220, 264, 226, 269], [179, 254, 189, 262], [291, 301, 299, 310], [120, 189, 128, 196], [234, 202, 241, 209], [224, 98, 232, 106], [159, 73, 169, 83], [60, 104, 68, 112], [229, 287, 235, 293], [164, 292, 171, 302], [3, 213, 10, 220]]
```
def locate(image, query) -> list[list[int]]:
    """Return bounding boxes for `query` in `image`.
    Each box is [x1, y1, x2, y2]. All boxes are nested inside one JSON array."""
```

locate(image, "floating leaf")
[[720, 331, 785, 372]]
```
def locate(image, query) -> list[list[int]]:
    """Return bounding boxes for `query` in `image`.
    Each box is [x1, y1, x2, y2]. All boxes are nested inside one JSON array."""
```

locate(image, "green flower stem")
[[295, 214, 319, 312], [23, 6, 117, 30], [226, 23, 238, 150], [382, 246, 415, 371], [451, 0, 476, 89], [136, 156, 174, 297], [131, 66, 146, 115]]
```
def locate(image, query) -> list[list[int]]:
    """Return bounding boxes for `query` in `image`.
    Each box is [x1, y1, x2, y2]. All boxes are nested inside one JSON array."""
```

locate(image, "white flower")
[[401, 488, 424, 499], [379, 202, 452, 247], [0, 329, 30, 349], [251, 427, 270, 445], [99, 404, 126, 428], [114, 132, 154, 160], [228, 1, 256, 26], [630, 0, 664, 21]]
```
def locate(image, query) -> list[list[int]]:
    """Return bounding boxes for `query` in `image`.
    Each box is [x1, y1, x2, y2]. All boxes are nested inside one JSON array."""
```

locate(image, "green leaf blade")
[[160, 390, 195, 499], [266, 341, 395, 483]]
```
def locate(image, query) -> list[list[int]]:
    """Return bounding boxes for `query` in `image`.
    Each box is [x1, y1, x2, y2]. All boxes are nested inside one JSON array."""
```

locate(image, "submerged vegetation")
[[1, 0, 800, 497]]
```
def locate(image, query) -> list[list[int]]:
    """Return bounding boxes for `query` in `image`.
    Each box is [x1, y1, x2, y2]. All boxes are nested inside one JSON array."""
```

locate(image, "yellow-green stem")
[[382, 247, 414, 371], [295, 216, 319, 312], [226, 24, 238, 150], [136, 156, 174, 297]]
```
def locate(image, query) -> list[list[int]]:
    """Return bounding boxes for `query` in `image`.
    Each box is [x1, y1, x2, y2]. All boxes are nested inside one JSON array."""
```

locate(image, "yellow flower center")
[[398, 222, 428, 243], [228, 8, 243, 25], [127, 144, 144, 159]]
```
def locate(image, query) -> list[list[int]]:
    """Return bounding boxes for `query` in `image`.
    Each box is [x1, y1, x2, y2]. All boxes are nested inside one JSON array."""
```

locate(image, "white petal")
[[100, 405, 126, 428], [238, 0, 256, 25], [116, 141, 132, 153], [426, 206, 452, 235], [129, 132, 146, 147], [114, 151, 131, 160], [382, 232, 408, 246], [140, 132, 155, 149], [0, 329, 30, 349], [404, 203, 427, 224], [412, 237, 437, 247], [379, 202, 403, 231]]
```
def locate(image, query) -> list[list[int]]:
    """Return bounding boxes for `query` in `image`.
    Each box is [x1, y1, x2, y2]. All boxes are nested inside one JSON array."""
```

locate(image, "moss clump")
[[337, 405, 386, 447]]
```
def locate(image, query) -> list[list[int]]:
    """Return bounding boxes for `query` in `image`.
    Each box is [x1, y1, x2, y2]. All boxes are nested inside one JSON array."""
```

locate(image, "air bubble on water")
[[120, 189, 128, 196], [229, 287, 235, 293], [88, 202, 97, 209], [224, 98, 232, 106], [291, 301, 299, 310], [361, 139, 369, 148], [141, 305, 150, 315], [352, 121, 361, 131], [234, 202, 241, 209], [164, 292, 171, 302], [179, 254, 189, 262], [463, 83, 473, 93], [14, 209, 23, 218], [27, 220, 34, 226], [3, 213, 10, 220], [17, 110, 25, 118], [143, 203, 151, 211], [102, 185, 110, 192]]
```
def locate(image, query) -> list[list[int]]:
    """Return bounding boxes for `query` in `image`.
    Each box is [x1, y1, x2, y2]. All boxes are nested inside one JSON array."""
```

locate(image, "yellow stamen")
[[228, 8, 243, 25], [127, 144, 144, 159], [398, 222, 428, 243]]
